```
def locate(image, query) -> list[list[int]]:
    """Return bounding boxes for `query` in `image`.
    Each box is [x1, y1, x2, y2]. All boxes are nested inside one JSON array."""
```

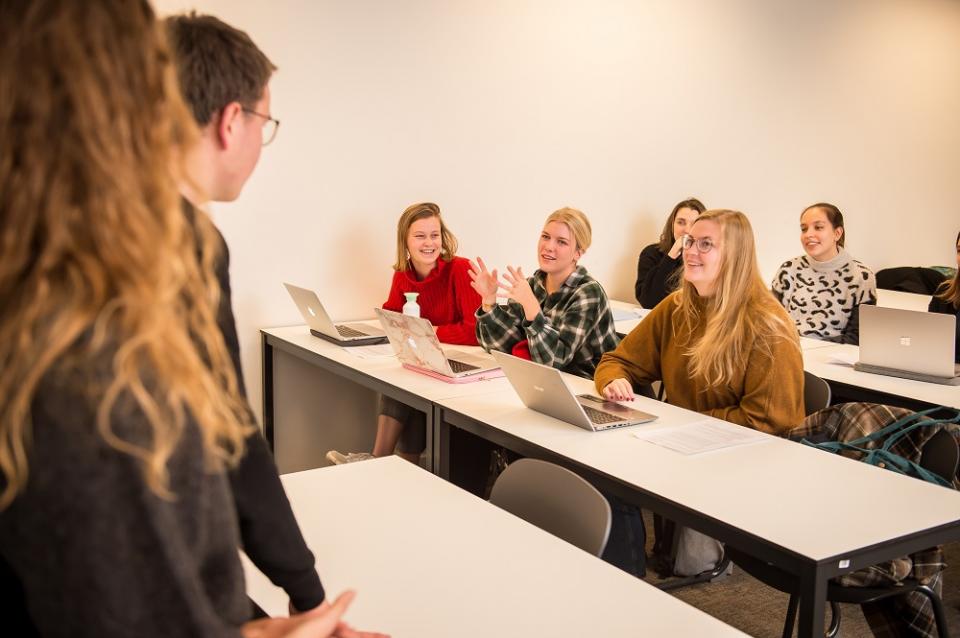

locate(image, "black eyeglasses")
[[681, 235, 717, 254], [242, 107, 280, 146]]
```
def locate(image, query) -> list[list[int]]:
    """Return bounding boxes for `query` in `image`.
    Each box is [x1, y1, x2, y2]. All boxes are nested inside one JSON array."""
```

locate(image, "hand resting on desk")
[[601, 378, 635, 402]]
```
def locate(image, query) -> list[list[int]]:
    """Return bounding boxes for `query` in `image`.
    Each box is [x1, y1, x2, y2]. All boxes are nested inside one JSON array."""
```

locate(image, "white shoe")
[[326, 450, 375, 465]]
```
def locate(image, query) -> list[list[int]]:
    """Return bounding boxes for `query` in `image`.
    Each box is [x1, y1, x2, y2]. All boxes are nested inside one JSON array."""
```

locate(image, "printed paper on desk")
[[632, 419, 768, 455], [344, 344, 396, 360], [611, 307, 637, 322]]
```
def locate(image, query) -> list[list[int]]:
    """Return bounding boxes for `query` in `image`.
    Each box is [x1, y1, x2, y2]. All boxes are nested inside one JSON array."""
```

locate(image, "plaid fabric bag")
[[791, 403, 960, 638]]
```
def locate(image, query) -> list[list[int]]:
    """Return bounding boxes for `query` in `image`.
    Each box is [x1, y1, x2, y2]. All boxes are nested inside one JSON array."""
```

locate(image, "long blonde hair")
[[673, 210, 798, 386], [0, 0, 253, 509], [934, 231, 960, 309]]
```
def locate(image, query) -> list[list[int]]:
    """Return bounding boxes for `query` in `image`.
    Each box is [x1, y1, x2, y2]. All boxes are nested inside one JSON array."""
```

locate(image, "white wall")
[[155, 0, 960, 423]]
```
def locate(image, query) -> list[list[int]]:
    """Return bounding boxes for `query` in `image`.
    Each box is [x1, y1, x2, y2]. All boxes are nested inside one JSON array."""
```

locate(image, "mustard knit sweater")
[[594, 292, 805, 435]]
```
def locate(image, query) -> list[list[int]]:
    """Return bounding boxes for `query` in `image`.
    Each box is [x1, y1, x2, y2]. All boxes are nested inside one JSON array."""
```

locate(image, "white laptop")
[[490, 351, 658, 431], [854, 305, 960, 385], [284, 283, 387, 346], [374, 308, 503, 383]]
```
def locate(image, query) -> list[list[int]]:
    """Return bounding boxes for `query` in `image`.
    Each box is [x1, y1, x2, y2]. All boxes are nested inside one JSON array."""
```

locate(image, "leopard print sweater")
[[771, 249, 877, 343]]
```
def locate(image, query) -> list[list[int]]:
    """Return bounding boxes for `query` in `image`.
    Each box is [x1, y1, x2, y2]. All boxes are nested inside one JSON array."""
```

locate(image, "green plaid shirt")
[[475, 266, 620, 379]]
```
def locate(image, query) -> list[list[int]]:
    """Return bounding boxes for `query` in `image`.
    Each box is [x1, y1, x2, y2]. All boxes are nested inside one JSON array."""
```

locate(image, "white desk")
[[433, 373, 960, 638], [262, 325, 511, 473], [877, 289, 932, 312], [802, 342, 960, 410], [243, 457, 747, 638], [610, 299, 649, 336]]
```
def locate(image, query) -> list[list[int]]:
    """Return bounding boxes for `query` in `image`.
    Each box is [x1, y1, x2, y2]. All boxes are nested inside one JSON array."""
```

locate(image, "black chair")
[[727, 428, 959, 638], [876, 267, 947, 295], [803, 370, 831, 416]]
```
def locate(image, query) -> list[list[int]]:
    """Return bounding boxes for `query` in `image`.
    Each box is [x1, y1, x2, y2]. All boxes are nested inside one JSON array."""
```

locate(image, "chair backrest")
[[803, 370, 831, 416], [489, 458, 612, 556], [919, 429, 960, 484], [876, 266, 946, 294]]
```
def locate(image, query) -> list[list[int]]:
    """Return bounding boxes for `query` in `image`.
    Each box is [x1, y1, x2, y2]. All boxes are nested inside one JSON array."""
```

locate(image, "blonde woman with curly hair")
[[596, 209, 804, 434], [0, 2, 370, 636]]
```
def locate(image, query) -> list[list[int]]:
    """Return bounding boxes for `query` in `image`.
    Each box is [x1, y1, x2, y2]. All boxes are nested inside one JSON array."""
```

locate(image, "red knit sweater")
[[382, 257, 481, 345]]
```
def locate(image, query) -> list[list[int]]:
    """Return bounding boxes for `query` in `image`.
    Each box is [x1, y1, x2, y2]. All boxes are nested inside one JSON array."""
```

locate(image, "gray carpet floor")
[[641, 513, 960, 637]]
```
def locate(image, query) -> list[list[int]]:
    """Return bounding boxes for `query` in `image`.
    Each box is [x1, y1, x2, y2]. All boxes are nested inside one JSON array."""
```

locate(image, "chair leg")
[[782, 593, 799, 638], [916, 584, 951, 638], [825, 601, 841, 638]]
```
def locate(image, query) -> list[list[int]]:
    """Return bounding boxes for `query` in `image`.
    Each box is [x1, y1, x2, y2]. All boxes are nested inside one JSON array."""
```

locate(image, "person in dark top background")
[[634, 198, 706, 308], [0, 1, 374, 636], [928, 230, 960, 363]]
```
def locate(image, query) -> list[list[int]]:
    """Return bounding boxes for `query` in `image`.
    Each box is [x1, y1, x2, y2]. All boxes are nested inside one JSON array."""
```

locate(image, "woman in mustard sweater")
[[595, 209, 804, 435], [596, 209, 803, 577]]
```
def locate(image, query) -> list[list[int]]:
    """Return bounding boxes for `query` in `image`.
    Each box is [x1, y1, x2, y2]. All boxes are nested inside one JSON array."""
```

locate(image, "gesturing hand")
[[243, 590, 390, 638], [501, 266, 541, 321], [468, 257, 501, 306]]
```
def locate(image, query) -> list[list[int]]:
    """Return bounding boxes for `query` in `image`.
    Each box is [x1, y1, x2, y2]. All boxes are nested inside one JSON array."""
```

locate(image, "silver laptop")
[[284, 283, 387, 346], [374, 308, 501, 382], [854, 305, 960, 385], [490, 351, 658, 431]]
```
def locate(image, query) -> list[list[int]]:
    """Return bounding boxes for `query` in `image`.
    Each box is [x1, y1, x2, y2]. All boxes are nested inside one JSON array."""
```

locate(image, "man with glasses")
[[164, 12, 326, 619]]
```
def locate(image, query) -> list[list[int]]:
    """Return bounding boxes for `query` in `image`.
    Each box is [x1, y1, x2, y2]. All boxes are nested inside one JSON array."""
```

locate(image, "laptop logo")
[[407, 337, 418, 350], [533, 385, 545, 392], [899, 336, 911, 347], [308, 307, 316, 317]]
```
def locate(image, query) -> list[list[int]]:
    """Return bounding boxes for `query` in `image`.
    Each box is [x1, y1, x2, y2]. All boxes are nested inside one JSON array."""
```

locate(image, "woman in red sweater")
[[327, 202, 481, 464]]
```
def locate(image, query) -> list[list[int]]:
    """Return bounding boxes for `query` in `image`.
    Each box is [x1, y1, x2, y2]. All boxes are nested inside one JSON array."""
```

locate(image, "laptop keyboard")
[[583, 405, 626, 425], [336, 325, 368, 338], [448, 359, 480, 373]]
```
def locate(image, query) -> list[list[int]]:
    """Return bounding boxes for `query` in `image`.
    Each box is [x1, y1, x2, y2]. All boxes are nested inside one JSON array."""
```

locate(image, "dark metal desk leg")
[[797, 565, 827, 638], [436, 406, 452, 481], [423, 405, 434, 474], [261, 333, 275, 451]]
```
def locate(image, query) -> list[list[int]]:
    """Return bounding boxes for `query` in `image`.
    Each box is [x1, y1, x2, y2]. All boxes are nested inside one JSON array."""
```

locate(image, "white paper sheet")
[[611, 307, 638, 322], [343, 344, 397, 359], [632, 419, 769, 455]]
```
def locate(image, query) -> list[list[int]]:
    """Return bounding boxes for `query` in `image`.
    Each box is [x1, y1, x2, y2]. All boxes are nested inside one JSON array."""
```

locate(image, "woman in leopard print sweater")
[[771, 203, 876, 345]]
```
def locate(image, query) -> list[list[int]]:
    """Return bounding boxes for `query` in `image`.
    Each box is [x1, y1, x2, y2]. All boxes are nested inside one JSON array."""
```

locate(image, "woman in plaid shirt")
[[469, 207, 619, 380]]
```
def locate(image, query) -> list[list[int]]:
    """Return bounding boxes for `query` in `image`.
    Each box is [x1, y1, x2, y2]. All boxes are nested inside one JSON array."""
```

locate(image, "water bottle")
[[402, 292, 420, 317]]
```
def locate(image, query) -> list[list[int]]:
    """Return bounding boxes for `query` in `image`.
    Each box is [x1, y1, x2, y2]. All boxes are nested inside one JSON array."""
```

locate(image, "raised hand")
[[468, 257, 501, 305], [500, 266, 541, 321]]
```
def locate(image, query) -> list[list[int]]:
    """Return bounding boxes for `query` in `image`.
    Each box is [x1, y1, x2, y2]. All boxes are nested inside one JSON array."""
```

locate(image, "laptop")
[[284, 283, 387, 346], [374, 308, 503, 383], [854, 305, 960, 385], [490, 351, 658, 431]]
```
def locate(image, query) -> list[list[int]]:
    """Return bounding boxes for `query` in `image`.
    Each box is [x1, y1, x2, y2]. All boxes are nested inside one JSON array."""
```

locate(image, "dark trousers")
[[601, 495, 646, 578]]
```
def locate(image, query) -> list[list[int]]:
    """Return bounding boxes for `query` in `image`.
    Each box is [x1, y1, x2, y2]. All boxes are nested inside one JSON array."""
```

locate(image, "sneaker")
[[326, 450, 375, 465]]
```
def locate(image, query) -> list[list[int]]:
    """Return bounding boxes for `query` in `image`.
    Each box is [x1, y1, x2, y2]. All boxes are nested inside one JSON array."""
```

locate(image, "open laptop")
[[854, 305, 960, 385], [284, 283, 387, 346], [374, 308, 503, 383], [490, 351, 658, 431]]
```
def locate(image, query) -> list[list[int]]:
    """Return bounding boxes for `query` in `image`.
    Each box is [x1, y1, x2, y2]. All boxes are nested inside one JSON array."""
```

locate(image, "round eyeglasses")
[[242, 107, 280, 146], [681, 235, 716, 253]]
